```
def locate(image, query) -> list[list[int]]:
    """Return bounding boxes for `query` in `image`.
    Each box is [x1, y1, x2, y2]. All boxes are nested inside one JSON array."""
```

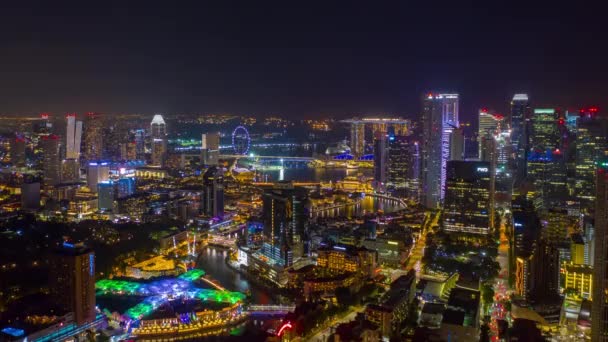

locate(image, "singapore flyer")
[[232, 125, 251, 155]]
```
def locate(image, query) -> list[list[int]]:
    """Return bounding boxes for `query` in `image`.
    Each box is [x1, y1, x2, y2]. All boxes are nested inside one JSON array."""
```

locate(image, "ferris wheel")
[[232, 126, 251, 155]]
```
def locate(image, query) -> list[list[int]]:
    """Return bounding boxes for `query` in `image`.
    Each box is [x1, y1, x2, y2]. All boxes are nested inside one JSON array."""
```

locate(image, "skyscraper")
[[530, 108, 559, 152], [97, 181, 115, 212], [449, 127, 465, 161], [443, 160, 492, 235], [373, 131, 388, 186], [478, 109, 503, 159], [511, 94, 530, 182], [41, 135, 62, 186], [65, 114, 83, 159], [527, 150, 567, 210], [421, 93, 459, 208], [50, 243, 96, 325], [262, 182, 308, 252], [84, 112, 103, 161], [388, 135, 420, 199], [592, 160, 608, 341], [86, 162, 109, 193], [201, 166, 224, 218], [575, 107, 608, 212], [61, 158, 80, 183], [150, 114, 167, 167], [201, 132, 220, 166], [350, 122, 365, 157]]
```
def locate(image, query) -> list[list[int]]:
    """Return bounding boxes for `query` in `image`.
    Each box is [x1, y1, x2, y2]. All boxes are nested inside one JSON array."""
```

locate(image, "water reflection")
[[196, 246, 275, 305]]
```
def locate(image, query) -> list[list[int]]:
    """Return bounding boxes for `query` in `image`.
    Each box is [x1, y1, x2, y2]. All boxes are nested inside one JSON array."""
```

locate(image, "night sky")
[[1, 1, 606, 120]]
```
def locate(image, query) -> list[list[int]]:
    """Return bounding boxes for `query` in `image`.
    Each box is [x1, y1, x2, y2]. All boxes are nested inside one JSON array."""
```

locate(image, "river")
[[256, 166, 371, 183], [196, 246, 277, 304]]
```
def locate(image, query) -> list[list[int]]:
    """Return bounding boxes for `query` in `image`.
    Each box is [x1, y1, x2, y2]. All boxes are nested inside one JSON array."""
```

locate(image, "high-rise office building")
[[443, 160, 492, 235], [421, 93, 459, 208], [350, 122, 365, 157], [449, 127, 465, 161], [50, 243, 96, 325], [65, 114, 83, 159], [262, 182, 308, 251], [97, 181, 115, 211], [530, 108, 559, 152], [86, 162, 109, 193], [478, 109, 503, 158], [530, 239, 561, 305], [373, 131, 388, 186], [150, 114, 167, 167], [201, 166, 224, 218], [41, 135, 62, 186], [511, 94, 530, 182], [575, 107, 608, 212], [592, 160, 608, 341], [116, 177, 136, 199], [133, 129, 146, 160], [10, 134, 26, 167], [201, 132, 220, 166], [84, 112, 103, 161], [61, 158, 80, 183], [388, 135, 420, 199], [527, 150, 567, 210]]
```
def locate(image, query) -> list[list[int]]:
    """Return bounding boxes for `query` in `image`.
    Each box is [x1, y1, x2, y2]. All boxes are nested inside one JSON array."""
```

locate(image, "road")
[[488, 211, 511, 340], [307, 307, 363, 342], [405, 210, 440, 277]]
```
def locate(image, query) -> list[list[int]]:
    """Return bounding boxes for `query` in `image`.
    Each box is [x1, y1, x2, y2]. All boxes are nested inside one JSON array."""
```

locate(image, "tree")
[[335, 286, 354, 307], [481, 283, 495, 313], [480, 323, 490, 342]]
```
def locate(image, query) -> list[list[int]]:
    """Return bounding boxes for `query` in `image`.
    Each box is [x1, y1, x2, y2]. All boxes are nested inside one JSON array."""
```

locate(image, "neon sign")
[[277, 322, 293, 336]]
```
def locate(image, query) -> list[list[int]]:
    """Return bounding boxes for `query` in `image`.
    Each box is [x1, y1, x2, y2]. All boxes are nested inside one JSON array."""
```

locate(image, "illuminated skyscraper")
[[86, 162, 109, 193], [202, 132, 220, 166], [84, 113, 103, 161], [262, 182, 308, 251], [478, 109, 503, 159], [575, 107, 608, 212], [350, 122, 365, 157], [527, 150, 567, 210], [443, 160, 492, 235], [511, 94, 530, 182], [373, 131, 388, 186], [201, 166, 224, 218], [592, 160, 608, 341], [421, 93, 459, 208], [65, 114, 83, 159], [50, 243, 96, 325], [449, 127, 465, 161], [388, 135, 420, 199], [150, 114, 167, 167], [530, 108, 559, 152], [41, 135, 62, 186]]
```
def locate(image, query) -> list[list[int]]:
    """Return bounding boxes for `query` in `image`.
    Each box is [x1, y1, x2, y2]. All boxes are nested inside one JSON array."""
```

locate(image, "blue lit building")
[[116, 177, 136, 199], [421, 93, 459, 208]]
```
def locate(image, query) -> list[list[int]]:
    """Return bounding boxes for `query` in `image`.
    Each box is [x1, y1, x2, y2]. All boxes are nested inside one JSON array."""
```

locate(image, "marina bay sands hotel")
[[341, 117, 410, 157]]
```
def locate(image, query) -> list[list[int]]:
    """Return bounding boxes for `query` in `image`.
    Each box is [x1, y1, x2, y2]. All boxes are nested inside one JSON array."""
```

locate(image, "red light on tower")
[[558, 118, 565, 125], [40, 113, 49, 120], [66, 112, 76, 118]]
